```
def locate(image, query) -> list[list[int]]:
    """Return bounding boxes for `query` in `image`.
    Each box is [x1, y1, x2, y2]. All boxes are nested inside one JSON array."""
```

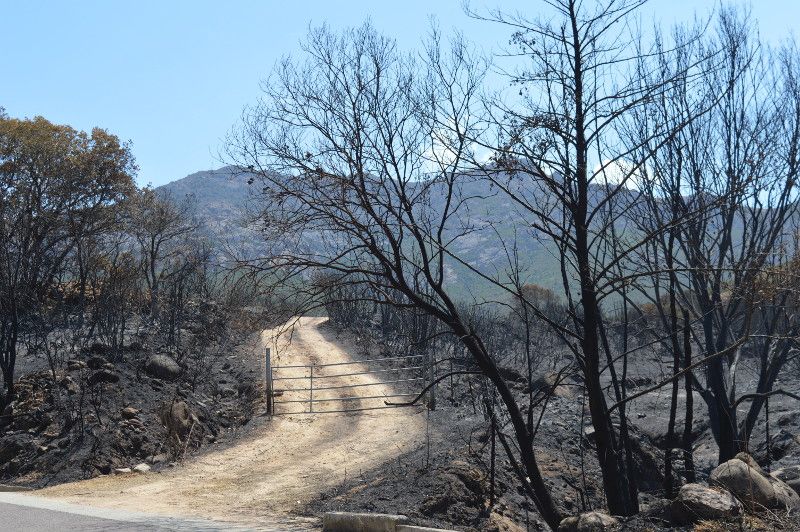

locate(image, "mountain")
[[158, 167, 624, 300], [157, 167, 268, 261]]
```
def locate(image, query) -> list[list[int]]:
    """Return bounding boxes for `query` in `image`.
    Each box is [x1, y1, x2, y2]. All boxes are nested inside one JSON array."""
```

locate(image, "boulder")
[[670, 483, 742, 525], [86, 356, 108, 370], [622, 376, 653, 390], [778, 410, 800, 428], [558, 517, 580, 531], [87, 369, 119, 387], [770, 475, 800, 510], [149, 453, 167, 464], [734, 452, 764, 475], [159, 401, 195, 440], [528, 372, 575, 397], [144, 355, 182, 380], [772, 465, 800, 495], [709, 458, 775, 511], [132, 463, 151, 474], [0, 435, 26, 465], [66, 359, 87, 372], [87, 343, 110, 355], [114, 467, 132, 474], [120, 407, 139, 420], [58, 375, 79, 395], [497, 366, 526, 384], [219, 387, 236, 398], [755, 429, 800, 462], [558, 511, 618, 531]]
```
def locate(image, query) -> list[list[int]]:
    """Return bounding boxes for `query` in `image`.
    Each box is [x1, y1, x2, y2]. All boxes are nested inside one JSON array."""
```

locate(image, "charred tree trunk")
[[458, 327, 563, 530], [682, 311, 696, 482]]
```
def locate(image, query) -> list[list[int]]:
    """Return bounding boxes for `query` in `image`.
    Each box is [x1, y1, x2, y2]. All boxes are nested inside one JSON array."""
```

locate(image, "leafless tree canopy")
[[228, 2, 800, 528]]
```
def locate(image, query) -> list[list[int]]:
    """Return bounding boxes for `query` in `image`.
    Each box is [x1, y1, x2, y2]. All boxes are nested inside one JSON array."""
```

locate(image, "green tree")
[[0, 114, 136, 407]]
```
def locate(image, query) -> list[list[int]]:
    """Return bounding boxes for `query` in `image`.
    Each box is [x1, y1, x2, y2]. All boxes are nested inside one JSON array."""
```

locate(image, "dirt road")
[[34, 317, 425, 529]]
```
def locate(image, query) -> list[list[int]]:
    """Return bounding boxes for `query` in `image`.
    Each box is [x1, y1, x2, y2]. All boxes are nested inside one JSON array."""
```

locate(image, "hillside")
[[159, 167, 568, 299], [157, 167, 268, 261]]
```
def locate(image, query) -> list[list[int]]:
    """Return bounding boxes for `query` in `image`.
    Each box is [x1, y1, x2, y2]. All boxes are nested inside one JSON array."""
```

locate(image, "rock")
[[497, 366, 526, 383], [772, 465, 800, 495], [86, 356, 108, 370], [719, 453, 800, 510], [144, 355, 182, 380], [445, 460, 484, 495], [709, 458, 775, 511], [527, 372, 574, 397], [0, 435, 25, 464], [159, 401, 194, 439], [670, 483, 742, 524], [770, 475, 800, 510], [734, 452, 764, 475], [87, 369, 119, 387], [237, 382, 256, 398], [754, 429, 800, 462], [66, 359, 87, 372], [623, 376, 653, 390], [87, 342, 110, 355], [120, 407, 139, 420], [58, 375, 79, 395], [558, 511, 618, 531], [778, 410, 800, 427], [114, 467, 132, 474], [219, 387, 236, 398], [558, 517, 580, 532], [132, 463, 151, 474], [420, 461, 485, 517]]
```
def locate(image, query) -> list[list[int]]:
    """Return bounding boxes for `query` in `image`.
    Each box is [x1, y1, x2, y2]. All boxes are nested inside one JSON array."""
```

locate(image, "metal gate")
[[265, 349, 424, 415]]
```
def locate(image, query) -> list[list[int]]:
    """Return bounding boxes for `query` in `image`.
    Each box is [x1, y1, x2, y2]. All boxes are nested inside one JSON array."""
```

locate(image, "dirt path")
[[35, 317, 426, 529]]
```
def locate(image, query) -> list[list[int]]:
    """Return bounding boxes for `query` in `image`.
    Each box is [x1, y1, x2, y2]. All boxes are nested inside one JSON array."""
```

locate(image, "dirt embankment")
[[36, 317, 427, 528]]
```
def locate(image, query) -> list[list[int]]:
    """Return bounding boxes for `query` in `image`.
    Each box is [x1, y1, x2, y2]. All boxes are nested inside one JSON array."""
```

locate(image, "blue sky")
[[2, 1, 797, 187]]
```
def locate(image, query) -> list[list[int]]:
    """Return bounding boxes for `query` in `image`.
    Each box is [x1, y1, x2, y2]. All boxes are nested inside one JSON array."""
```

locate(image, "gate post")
[[265, 347, 273, 416], [309, 364, 314, 413]]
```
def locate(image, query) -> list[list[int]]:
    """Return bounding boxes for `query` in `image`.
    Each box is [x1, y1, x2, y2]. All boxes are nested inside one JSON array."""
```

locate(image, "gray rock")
[[87, 369, 119, 387], [0, 435, 25, 465], [59, 375, 79, 395], [710, 458, 775, 511], [86, 356, 108, 370], [66, 359, 87, 372], [120, 407, 139, 420], [778, 410, 800, 427], [132, 463, 151, 474], [770, 474, 800, 510], [159, 401, 194, 439], [149, 453, 167, 464], [114, 467, 132, 474], [670, 483, 742, 524], [734, 452, 764, 475], [144, 355, 182, 380], [772, 465, 800, 495], [558, 511, 618, 531]]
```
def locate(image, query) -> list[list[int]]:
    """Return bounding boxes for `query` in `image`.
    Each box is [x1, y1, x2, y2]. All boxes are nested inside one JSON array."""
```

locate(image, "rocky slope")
[[0, 303, 263, 488]]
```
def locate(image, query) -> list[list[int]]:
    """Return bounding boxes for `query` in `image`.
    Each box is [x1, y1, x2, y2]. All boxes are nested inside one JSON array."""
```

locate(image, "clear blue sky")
[[2, 1, 797, 187]]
